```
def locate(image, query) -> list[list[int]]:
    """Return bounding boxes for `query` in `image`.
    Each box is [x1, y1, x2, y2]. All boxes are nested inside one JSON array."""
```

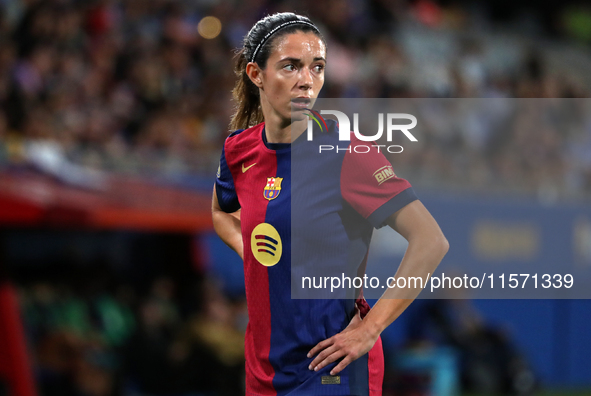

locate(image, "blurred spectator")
[[405, 298, 536, 395], [123, 294, 179, 394]]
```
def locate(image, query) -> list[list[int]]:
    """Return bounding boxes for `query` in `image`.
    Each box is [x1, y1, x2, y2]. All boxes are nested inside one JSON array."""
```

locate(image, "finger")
[[329, 355, 353, 376], [307, 337, 334, 358], [309, 344, 337, 369], [312, 349, 347, 372]]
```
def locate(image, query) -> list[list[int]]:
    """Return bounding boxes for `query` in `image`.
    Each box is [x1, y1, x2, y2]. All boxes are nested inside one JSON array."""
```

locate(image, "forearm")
[[307, 200, 448, 375], [212, 210, 243, 258], [212, 186, 243, 259], [362, 231, 448, 337]]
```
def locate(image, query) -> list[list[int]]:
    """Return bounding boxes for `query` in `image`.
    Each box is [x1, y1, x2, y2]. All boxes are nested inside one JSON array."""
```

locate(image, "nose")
[[298, 67, 313, 90]]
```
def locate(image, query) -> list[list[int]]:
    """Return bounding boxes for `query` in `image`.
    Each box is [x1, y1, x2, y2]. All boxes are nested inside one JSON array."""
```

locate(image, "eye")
[[283, 64, 296, 71], [313, 64, 325, 72]]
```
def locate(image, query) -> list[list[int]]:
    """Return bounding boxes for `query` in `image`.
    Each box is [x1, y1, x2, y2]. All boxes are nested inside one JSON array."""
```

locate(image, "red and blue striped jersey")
[[215, 120, 417, 396]]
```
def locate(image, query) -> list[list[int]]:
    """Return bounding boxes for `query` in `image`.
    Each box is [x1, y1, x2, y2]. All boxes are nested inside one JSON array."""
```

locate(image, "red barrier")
[[0, 282, 37, 396], [0, 171, 213, 232]]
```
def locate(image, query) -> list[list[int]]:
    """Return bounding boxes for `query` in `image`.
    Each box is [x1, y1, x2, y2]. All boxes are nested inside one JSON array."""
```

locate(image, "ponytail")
[[229, 49, 263, 131]]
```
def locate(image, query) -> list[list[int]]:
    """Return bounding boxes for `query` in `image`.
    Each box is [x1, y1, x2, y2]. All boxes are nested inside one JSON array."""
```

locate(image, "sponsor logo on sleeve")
[[373, 165, 396, 185]]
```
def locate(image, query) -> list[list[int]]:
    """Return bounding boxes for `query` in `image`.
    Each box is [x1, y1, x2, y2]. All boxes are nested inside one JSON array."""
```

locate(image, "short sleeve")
[[341, 140, 417, 229], [215, 144, 240, 213]]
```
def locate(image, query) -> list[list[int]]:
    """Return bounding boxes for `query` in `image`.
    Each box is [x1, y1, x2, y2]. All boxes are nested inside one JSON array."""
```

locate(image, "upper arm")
[[385, 200, 447, 247]]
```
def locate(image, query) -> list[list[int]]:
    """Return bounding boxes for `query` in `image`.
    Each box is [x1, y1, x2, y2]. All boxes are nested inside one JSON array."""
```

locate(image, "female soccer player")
[[212, 12, 448, 396]]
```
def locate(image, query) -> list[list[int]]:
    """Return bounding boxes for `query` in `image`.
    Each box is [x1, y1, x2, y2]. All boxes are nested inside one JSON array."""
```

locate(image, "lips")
[[292, 97, 311, 109]]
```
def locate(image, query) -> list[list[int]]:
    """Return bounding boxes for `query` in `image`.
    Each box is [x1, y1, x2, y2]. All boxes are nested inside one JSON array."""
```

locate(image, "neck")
[[260, 95, 307, 144], [264, 118, 307, 144]]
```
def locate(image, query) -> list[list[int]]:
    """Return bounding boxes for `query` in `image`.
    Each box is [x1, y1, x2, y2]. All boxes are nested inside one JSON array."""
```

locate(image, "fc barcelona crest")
[[264, 177, 283, 200]]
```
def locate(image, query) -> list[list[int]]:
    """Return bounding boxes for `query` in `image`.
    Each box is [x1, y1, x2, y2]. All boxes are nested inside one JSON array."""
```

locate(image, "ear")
[[246, 62, 264, 89]]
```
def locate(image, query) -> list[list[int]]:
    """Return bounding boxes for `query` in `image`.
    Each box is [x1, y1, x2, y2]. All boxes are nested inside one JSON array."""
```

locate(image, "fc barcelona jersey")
[[215, 120, 417, 396]]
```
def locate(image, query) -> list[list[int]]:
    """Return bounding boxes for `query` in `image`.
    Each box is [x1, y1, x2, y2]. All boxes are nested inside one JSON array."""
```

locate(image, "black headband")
[[250, 20, 319, 63]]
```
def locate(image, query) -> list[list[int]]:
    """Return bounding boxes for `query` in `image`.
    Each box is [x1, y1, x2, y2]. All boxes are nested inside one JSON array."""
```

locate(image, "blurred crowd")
[[0, 0, 591, 198], [19, 275, 246, 396], [17, 277, 537, 396]]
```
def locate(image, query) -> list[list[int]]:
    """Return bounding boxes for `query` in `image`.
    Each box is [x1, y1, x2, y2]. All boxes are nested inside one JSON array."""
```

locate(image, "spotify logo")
[[251, 223, 282, 267]]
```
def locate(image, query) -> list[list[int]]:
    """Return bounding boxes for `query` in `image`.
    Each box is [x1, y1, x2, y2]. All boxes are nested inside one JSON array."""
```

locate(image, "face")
[[248, 31, 326, 124]]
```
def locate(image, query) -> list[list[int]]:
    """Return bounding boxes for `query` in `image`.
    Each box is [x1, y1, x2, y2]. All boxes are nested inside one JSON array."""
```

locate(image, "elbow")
[[435, 232, 449, 258], [442, 235, 450, 256], [419, 230, 448, 259], [408, 230, 449, 259]]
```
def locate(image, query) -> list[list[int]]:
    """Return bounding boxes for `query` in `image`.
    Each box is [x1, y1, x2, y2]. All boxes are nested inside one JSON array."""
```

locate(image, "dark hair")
[[229, 12, 325, 131]]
